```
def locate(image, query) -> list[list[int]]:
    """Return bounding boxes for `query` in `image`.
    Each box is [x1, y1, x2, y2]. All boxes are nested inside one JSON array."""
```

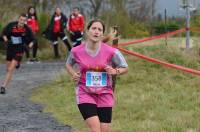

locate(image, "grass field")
[[30, 37, 200, 132]]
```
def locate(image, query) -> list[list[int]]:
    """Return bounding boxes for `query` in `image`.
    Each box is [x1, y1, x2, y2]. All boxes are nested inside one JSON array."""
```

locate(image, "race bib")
[[11, 36, 22, 44], [86, 71, 107, 87]]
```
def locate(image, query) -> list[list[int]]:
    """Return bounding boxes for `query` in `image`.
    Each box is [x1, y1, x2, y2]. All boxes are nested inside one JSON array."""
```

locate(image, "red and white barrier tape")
[[118, 28, 188, 47], [117, 47, 200, 76]]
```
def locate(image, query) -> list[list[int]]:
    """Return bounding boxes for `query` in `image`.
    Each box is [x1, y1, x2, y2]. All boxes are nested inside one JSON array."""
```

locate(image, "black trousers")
[[51, 32, 71, 57], [24, 39, 38, 59], [70, 31, 83, 47]]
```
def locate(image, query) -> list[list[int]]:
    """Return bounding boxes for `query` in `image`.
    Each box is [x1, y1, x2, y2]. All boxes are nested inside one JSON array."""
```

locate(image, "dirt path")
[[0, 61, 73, 132]]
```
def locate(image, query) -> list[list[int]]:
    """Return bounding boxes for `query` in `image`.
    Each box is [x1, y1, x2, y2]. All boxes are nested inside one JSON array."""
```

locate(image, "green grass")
[[0, 55, 5, 63], [30, 73, 88, 132], [30, 38, 200, 132]]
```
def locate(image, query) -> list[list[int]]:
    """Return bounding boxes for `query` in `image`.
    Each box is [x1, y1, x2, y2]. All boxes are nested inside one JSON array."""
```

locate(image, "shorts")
[[6, 46, 23, 62], [78, 103, 112, 123], [6, 51, 23, 62], [76, 87, 114, 107]]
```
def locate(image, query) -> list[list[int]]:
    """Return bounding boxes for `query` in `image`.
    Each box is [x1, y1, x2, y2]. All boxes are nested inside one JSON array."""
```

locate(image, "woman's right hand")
[[72, 72, 81, 82], [66, 64, 81, 83]]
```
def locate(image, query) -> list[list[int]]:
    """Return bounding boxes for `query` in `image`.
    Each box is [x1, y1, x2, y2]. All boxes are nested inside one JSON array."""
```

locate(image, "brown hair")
[[27, 6, 37, 20], [19, 13, 27, 18], [87, 19, 105, 33]]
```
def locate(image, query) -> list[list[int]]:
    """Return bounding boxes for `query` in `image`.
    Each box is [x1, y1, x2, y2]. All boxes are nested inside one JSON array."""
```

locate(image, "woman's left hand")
[[105, 65, 117, 75]]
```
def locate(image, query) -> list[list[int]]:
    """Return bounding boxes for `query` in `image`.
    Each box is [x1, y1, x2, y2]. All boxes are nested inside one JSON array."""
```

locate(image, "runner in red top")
[[68, 7, 84, 47], [25, 6, 39, 63], [43, 7, 71, 58]]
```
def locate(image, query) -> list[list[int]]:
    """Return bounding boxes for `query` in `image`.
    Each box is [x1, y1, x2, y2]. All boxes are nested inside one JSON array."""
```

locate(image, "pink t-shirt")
[[67, 42, 128, 95]]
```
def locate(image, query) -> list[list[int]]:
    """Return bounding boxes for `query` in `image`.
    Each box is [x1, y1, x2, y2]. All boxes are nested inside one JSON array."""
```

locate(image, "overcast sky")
[[156, 0, 200, 16]]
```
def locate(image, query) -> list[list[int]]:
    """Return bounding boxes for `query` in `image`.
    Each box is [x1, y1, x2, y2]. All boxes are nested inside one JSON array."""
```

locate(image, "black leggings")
[[24, 39, 38, 58], [51, 32, 71, 57], [70, 31, 83, 47], [78, 103, 112, 123]]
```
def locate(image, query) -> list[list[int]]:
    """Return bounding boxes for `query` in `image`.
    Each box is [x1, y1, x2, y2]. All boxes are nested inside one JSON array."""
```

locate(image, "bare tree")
[[89, 0, 103, 17], [126, 0, 157, 21], [0, 0, 157, 23]]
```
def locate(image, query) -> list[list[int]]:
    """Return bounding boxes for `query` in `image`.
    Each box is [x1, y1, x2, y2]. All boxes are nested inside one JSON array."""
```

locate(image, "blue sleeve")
[[112, 50, 128, 68], [66, 52, 76, 66]]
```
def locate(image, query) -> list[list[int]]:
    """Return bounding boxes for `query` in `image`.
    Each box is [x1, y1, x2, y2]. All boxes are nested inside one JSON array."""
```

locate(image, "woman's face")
[[29, 8, 35, 14], [55, 8, 61, 15], [87, 22, 104, 43]]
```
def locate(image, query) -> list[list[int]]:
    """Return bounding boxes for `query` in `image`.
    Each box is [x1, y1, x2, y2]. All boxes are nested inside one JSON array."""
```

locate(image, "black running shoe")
[[15, 63, 20, 69], [0, 87, 6, 94], [30, 58, 40, 63]]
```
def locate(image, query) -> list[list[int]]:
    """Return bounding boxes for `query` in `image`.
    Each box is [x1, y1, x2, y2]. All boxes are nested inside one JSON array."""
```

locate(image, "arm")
[[80, 15, 84, 32], [35, 13, 39, 32], [28, 41, 34, 48], [2, 35, 8, 42], [105, 49, 128, 75], [102, 34, 112, 43], [68, 15, 72, 32], [66, 64, 80, 82], [66, 53, 80, 82], [105, 65, 128, 75], [116, 67, 128, 75], [26, 25, 35, 48], [2, 23, 12, 42], [102, 27, 118, 43], [48, 14, 55, 31], [62, 14, 67, 29], [35, 20, 39, 32]]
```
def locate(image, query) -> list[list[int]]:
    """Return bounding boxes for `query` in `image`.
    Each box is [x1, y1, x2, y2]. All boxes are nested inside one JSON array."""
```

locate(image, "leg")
[[2, 59, 18, 88], [85, 116, 101, 132], [73, 31, 83, 47], [60, 33, 71, 51], [0, 61, 11, 94], [78, 103, 101, 132], [100, 123, 110, 132], [63, 38, 71, 51], [32, 39, 38, 59], [1, 51, 23, 94], [70, 32, 76, 46], [97, 107, 112, 132], [75, 37, 82, 47], [53, 43, 59, 58], [6, 61, 11, 68], [24, 45, 30, 59], [51, 33, 59, 58]]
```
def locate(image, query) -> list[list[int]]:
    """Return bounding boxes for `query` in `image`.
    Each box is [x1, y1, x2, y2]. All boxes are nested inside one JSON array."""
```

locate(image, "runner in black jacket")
[[43, 7, 71, 58], [0, 13, 34, 94]]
